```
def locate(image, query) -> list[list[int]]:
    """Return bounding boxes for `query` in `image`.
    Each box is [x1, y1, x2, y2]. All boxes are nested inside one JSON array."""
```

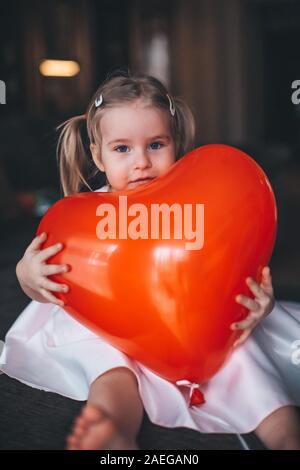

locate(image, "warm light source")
[[39, 59, 80, 77]]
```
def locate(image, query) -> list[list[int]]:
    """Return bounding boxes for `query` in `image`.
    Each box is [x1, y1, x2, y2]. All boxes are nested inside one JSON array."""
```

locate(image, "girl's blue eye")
[[115, 145, 129, 153], [150, 142, 163, 150]]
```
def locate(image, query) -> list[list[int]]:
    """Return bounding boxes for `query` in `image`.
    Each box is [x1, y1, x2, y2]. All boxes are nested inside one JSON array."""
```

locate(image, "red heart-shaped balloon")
[[36, 144, 277, 386]]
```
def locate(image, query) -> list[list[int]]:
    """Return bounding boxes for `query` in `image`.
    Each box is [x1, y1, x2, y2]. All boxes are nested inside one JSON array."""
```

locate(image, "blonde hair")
[[56, 71, 196, 196]]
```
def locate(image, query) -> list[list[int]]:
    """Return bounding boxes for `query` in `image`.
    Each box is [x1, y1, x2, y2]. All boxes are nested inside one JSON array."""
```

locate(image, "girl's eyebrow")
[[108, 135, 171, 145]]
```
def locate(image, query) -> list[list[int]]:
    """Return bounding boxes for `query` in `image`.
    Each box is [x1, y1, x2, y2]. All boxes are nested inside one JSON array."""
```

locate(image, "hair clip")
[[166, 93, 175, 117], [95, 93, 103, 108]]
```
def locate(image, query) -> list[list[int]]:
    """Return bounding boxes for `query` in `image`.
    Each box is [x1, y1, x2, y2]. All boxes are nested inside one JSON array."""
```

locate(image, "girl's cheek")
[[163, 158, 175, 171]]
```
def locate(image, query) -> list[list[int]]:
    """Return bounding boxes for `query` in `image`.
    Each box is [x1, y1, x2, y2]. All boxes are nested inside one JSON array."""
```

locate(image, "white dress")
[[1, 185, 300, 435]]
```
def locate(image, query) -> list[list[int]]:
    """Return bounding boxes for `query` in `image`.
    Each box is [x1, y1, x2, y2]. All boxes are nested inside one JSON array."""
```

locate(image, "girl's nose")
[[133, 150, 152, 169]]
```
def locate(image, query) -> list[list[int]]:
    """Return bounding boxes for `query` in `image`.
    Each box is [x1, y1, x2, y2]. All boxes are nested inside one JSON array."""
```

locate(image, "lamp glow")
[[39, 60, 80, 77]]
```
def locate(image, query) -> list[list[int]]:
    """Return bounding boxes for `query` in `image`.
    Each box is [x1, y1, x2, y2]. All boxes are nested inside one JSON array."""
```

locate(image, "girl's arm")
[[231, 266, 275, 347], [16, 232, 69, 307]]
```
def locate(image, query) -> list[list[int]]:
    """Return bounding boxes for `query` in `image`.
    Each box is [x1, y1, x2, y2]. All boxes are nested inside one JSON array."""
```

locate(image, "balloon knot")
[[189, 387, 205, 407], [176, 380, 206, 407]]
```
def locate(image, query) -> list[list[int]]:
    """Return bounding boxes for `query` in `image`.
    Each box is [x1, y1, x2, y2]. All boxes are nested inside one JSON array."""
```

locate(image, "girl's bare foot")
[[66, 403, 139, 450]]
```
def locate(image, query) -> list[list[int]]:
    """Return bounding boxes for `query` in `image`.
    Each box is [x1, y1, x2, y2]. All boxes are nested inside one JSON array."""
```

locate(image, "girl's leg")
[[67, 367, 145, 450], [254, 405, 300, 450]]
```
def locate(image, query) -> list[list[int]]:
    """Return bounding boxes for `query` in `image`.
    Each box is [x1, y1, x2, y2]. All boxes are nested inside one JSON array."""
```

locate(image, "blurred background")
[[0, 0, 300, 295], [0, 0, 300, 450]]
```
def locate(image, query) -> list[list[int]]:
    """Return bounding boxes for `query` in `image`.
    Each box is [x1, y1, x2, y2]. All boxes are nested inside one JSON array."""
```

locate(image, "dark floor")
[[0, 214, 276, 450]]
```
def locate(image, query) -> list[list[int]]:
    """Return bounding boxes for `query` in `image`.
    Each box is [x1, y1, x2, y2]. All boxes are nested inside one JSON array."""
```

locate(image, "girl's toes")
[[73, 416, 87, 430], [66, 435, 79, 450], [67, 404, 109, 451], [70, 419, 86, 437], [72, 423, 86, 438], [81, 403, 106, 423]]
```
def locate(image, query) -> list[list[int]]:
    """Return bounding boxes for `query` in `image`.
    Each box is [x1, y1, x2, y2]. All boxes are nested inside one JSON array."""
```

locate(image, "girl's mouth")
[[130, 177, 154, 185]]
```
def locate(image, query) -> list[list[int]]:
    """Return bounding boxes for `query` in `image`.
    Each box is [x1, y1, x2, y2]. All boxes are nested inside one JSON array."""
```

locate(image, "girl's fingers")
[[233, 329, 252, 348], [246, 277, 265, 298], [235, 294, 260, 312], [231, 311, 261, 330], [261, 266, 274, 294], [37, 243, 64, 262], [262, 266, 271, 280], [27, 232, 47, 252], [40, 277, 69, 293], [41, 264, 69, 276], [39, 288, 65, 307]]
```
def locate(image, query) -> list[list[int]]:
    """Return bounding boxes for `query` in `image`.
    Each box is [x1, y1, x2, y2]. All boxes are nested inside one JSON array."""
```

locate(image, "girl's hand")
[[16, 232, 69, 307], [231, 266, 274, 348]]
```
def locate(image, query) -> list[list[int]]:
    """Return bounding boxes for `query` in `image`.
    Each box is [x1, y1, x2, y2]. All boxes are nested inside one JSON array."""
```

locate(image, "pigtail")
[[172, 96, 196, 160], [56, 115, 95, 196]]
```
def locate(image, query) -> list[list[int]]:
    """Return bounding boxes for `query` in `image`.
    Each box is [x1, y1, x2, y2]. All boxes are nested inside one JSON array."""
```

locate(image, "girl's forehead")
[[100, 103, 171, 138], [102, 101, 168, 120]]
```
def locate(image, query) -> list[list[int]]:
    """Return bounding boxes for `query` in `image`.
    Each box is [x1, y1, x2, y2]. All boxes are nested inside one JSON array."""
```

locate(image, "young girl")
[[1, 72, 300, 450]]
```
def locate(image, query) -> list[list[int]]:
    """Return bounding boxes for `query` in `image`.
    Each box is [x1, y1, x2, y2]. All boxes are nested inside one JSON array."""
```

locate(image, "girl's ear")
[[90, 143, 105, 172]]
